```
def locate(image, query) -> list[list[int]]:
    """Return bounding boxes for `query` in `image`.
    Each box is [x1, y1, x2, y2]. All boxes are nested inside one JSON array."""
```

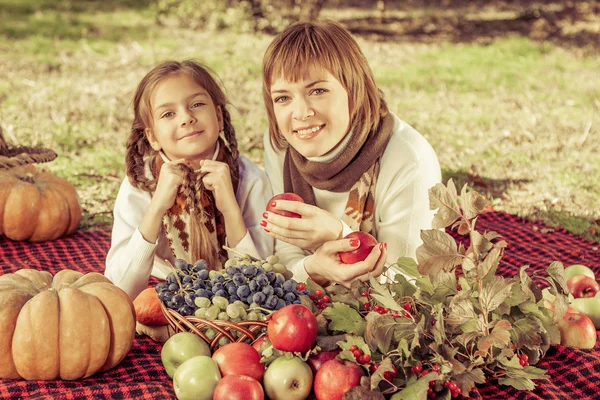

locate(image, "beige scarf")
[[283, 113, 394, 233], [150, 137, 239, 267]]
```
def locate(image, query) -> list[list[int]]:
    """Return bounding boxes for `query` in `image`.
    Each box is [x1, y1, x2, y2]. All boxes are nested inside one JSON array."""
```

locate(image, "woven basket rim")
[[0, 128, 57, 169], [160, 300, 268, 350]]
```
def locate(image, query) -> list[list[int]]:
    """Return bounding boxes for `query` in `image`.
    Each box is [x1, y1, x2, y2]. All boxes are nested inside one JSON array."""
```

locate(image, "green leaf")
[[499, 377, 536, 391], [446, 294, 478, 327], [511, 317, 542, 348], [429, 180, 461, 229], [547, 261, 568, 294], [480, 247, 503, 282], [395, 257, 420, 279], [368, 275, 403, 312], [480, 275, 513, 313], [520, 266, 543, 302], [504, 283, 530, 307], [390, 274, 417, 299], [390, 372, 440, 400], [415, 276, 435, 296], [323, 302, 367, 336], [327, 284, 361, 309], [460, 185, 489, 220], [416, 229, 462, 277], [364, 314, 395, 354], [337, 335, 370, 363], [431, 270, 457, 302]]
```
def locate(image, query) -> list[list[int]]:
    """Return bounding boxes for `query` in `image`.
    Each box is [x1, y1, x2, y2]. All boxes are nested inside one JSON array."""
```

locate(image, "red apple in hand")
[[557, 312, 597, 349], [212, 342, 264, 381], [266, 193, 305, 218], [213, 374, 264, 400], [314, 358, 365, 400], [338, 231, 378, 264], [307, 351, 339, 375], [267, 304, 318, 353], [567, 274, 600, 298]]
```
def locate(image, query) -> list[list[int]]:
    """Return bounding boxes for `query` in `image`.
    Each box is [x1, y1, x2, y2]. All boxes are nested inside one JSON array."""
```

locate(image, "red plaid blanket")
[[0, 212, 599, 399]]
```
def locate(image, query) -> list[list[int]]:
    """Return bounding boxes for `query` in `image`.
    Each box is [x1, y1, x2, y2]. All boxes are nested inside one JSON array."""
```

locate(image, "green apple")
[[173, 355, 221, 400], [263, 355, 313, 400], [564, 264, 595, 281], [570, 297, 600, 329], [557, 313, 597, 349], [161, 332, 211, 378]]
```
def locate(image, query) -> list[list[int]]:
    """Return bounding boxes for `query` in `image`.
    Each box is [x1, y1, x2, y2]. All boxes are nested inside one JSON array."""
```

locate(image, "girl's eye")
[[161, 111, 174, 118], [191, 102, 205, 108], [311, 88, 327, 96], [273, 96, 289, 104]]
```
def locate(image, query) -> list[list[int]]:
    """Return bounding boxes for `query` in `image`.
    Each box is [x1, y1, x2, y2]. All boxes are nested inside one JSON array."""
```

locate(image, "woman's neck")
[[306, 130, 354, 163]]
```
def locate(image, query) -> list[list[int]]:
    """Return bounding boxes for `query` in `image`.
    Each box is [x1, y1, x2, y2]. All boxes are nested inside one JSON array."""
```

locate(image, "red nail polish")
[[270, 201, 276, 207], [260, 220, 267, 227], [384, 242, 387, 249], [379, 243, 384, 251], [350, 239, 360, 247], [262, 212, 268, 219], [265, 230, 270, 233]]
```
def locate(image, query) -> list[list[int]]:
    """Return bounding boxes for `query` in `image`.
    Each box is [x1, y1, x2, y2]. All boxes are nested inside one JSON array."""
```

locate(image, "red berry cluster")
[[309, 289, 330, 310], [361, 292, 411, 319], [426, 379, 460, 399], [519, 353, 529, 367], [349, 345, 371, 364], [369, 362, 398, 381]]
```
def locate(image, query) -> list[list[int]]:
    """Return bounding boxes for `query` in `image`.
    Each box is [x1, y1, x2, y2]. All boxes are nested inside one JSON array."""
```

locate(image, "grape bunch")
[[155, 255, 310, 318]]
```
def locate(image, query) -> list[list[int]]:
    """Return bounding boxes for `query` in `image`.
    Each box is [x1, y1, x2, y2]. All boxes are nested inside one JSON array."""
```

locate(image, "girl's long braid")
[[126, 125, 157, 192], [220, 106, 240, 185]]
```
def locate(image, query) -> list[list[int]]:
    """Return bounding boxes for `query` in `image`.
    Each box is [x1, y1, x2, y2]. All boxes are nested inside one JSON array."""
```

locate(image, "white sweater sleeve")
[[231, 157, 275, 261], [105, 178, 158, 300]]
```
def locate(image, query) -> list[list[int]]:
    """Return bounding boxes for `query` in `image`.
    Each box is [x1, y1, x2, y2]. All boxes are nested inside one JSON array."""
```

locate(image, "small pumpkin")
[[0, 269, 136, 380], [0, 164, 82, 241]]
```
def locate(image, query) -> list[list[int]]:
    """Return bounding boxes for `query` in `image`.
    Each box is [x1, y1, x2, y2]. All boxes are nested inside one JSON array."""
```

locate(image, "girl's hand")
[[304, 239, 387, 288], [199, 160, 239, 215], [151, 158, 186, 215], [262, 201, 343, 251]]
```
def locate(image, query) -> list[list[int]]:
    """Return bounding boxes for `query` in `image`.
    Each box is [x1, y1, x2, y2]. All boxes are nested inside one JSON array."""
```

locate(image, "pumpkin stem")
[[19, 173, 35, 184]]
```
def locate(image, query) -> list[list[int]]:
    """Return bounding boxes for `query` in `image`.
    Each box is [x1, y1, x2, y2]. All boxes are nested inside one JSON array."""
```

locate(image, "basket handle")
[[0, 125, 57, 170]]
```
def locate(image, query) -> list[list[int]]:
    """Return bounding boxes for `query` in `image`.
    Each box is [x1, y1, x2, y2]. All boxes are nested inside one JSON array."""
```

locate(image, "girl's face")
[[146, 73, 222, 167], [270, 68, 350, 158]]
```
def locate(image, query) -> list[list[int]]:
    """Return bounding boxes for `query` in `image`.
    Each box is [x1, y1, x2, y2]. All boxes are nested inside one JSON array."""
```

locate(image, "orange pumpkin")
[[0, 164, 81, 241], [0, 269, 136, 380]]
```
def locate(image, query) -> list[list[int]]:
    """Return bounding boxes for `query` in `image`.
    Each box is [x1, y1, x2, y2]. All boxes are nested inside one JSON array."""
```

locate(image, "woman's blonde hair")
[[262, 20, 388, 151], [125, 60, 239, 268]]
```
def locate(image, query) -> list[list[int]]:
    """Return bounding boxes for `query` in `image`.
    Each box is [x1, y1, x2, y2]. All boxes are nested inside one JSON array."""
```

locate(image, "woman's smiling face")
[[270, 67, 350, 158]]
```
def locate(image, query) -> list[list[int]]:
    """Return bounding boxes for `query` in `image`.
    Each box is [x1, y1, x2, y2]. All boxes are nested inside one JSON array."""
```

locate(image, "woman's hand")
[[262, 200, 343, 251], [304, 238, 387, 288], [151, 158, 187, 215], [199, 160, 239, 215]]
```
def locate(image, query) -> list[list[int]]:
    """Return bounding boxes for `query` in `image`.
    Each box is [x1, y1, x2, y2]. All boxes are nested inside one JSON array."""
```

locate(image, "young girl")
[[106, 60, 273, 300], [261, 20, 442, 287]]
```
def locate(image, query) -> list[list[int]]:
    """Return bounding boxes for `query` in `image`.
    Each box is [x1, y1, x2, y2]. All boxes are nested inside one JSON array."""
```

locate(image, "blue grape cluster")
[[155, 257, 310, 317]]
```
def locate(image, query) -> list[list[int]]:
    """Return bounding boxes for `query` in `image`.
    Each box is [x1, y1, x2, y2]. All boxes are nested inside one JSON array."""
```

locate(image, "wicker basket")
[[0, 126, 57, 169], [160, 301, 268, 351]]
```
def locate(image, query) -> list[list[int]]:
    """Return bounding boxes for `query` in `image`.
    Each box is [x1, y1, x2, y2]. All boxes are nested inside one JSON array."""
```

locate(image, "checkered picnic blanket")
[[0, 212, 599, 399]]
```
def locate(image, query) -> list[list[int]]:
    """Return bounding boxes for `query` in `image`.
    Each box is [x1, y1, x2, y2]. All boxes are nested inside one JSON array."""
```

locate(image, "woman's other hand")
[[262, 200, 343, 251], [304, 238, 387, 287]]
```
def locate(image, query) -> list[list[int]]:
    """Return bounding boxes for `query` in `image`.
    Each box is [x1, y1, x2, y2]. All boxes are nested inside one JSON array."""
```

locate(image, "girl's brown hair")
[[125, 60, 239, 268], [262, 20, 388, 151]]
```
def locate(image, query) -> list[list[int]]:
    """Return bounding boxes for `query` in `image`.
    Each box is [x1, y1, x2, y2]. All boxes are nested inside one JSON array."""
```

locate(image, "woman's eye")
[[274, 96, 289, 104], [311, 88, 327, 95]]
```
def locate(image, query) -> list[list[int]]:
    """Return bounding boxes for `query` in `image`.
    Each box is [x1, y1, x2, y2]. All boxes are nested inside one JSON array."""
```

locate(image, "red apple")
[[307, 351, 339, 376], [567, 275, 600, 298], [267, 304, 318, 353], [557, 312, 597, 349], [212, 342, 264, 382], [266, 193, 305, 218], [213, 374, 264, 400], [338, 231, 378, 264], [314, 358, 365, 400]]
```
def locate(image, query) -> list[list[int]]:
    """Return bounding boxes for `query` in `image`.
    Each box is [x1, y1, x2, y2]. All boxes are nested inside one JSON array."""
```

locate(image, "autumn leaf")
[[416, 229, 463, 276], [369, 357, 396, 391], [429, 180, 461, 229], [479, 276, 513, 313], [511, 318, 543, 348], [364, 314, 396, 354], [454, 368, 486, 395], [460, 184, 489, 220], [390, 372, 440, 400], [369, 275, 403, 312], [546, 261, 568, 294], [477, 320, 512, 357]]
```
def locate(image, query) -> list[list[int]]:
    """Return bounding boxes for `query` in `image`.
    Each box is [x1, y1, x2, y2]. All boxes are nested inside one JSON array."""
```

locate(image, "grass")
[[1, 0, 599, 242]]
